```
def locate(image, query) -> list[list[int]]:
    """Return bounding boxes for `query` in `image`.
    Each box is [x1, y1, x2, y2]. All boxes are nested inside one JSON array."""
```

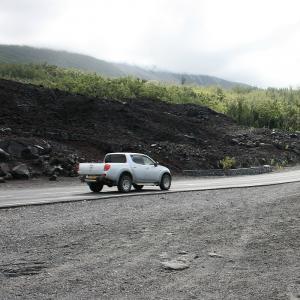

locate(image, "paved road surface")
[[0, 169, 299, 208]]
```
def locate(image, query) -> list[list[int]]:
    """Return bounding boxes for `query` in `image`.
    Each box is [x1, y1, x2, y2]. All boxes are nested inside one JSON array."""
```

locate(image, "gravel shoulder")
[[0, 183, 299, 299]]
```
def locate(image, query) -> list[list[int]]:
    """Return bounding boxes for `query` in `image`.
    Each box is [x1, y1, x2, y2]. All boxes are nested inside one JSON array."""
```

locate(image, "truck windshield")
[[104, 154, 127, 163]]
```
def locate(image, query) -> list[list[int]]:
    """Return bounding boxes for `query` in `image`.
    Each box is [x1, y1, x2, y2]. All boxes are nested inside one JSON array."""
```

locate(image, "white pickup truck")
[[78, 152, 171, 193]]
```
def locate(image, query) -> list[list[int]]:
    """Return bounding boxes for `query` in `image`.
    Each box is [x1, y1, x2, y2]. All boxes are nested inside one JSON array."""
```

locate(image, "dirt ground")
[[0, 183, 299, 299]]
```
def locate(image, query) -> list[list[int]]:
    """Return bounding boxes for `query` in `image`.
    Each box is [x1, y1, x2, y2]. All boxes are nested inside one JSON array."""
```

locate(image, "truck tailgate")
[[78, 163, 104, 175]]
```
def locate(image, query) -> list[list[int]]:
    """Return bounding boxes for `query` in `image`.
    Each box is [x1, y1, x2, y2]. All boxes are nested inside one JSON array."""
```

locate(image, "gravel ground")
[[0, 183, 299, 299]]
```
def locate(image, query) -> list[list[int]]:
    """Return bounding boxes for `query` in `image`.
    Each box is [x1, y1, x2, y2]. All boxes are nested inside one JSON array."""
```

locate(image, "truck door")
[[130, 154, 148, 182], [141, 155, 160, 182]]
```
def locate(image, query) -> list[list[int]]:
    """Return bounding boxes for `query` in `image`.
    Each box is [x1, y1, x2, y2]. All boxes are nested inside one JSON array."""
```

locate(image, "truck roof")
[[105, 152, 145, 156]]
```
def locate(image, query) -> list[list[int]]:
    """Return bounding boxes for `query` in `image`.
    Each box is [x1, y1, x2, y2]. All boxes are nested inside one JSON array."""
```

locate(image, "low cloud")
[[1, 0, 300, 87]]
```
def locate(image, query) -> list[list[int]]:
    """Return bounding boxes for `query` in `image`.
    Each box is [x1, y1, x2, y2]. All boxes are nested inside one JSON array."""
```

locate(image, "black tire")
[[118, 173, 132, 193], [160, 173, 171, 190], [88, 182, 104, 193], [133, 184, 144, 191]]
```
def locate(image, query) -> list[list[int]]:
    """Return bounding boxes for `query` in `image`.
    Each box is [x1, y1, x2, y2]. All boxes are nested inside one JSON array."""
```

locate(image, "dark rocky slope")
[[0, 79, 299, 180]]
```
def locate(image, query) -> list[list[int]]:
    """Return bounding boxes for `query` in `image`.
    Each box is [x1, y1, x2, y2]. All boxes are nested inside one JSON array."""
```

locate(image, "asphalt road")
[[0, 169, 299, 208]]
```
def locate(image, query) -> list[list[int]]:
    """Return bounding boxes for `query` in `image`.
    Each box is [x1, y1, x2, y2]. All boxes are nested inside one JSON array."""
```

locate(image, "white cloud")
[[0, 0, 300, 87]]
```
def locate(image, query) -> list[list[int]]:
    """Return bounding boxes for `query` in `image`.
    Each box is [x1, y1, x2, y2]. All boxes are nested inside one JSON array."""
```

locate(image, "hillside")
[[0, 78, 299, 180], [0, 45, 247, 88]]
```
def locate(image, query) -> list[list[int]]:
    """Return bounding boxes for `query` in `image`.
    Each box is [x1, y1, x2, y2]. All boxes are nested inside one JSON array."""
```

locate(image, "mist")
[[1, 0, 300, 87]]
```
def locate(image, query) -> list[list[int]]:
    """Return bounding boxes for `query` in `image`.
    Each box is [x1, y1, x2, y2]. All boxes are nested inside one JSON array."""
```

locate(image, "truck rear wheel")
[[118, 173, 132, 193], [88, 182, 104, 193]]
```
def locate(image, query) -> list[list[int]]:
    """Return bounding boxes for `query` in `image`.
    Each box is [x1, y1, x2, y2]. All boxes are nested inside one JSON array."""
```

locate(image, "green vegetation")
[[219, 156, 236, 170], [0, 63, 299, 131]]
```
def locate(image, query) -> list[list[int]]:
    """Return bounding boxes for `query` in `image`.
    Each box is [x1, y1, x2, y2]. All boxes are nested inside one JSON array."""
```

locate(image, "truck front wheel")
[[160, 173, 171, 190], [88, 182, 104, 193]]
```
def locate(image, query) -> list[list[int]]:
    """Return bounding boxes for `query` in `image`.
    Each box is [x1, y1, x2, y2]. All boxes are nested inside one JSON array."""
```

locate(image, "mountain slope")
[[0, 45, 247, 88], [0, 45, 123, 77]]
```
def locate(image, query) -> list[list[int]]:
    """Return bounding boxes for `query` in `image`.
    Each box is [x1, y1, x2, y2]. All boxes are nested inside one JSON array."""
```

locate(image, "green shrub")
[[219, 156, 236, 170]]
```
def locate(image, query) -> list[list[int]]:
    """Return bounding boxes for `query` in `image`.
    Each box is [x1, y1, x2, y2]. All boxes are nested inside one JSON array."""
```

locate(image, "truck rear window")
[[104, 154, 127, 163]]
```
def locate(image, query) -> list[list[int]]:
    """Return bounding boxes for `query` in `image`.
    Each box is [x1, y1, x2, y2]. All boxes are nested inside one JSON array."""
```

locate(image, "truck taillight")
[[75, 163, 79, 173], [104, 163, 111, 171]]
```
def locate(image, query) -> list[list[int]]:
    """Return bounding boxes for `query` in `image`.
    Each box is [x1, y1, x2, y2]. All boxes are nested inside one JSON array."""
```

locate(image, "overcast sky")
[[0, 0, 300, 87]]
